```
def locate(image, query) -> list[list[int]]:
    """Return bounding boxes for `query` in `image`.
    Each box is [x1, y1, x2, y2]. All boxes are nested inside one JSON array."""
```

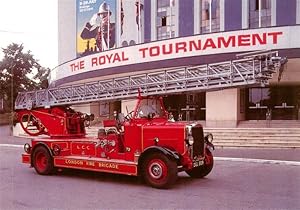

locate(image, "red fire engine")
[[17, 93, 214, 189], [14, 50, 286, 188]]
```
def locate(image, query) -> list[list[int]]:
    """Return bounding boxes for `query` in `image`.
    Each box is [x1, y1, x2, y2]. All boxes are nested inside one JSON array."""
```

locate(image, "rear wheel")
[[186, 149, 214, 178], [32, 146, 54, 175], [142, 153, 177, 189]]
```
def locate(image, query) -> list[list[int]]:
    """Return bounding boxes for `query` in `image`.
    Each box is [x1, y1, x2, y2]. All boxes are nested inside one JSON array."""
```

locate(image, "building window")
[[200, 0, 220, 34], [249, 0, 271, 28], [156, 0, 176, 40]]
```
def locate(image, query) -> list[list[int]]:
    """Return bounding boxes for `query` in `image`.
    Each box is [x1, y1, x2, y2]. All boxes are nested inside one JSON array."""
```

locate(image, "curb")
[[215, 157, 300, 166]]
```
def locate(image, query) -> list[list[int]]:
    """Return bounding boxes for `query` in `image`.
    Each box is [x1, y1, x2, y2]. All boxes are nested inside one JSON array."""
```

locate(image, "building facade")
[[57, 0, 300, 127]]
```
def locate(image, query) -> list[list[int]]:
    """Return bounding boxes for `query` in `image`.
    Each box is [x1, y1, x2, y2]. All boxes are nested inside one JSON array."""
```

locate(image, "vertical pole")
[[259, 0, 262, 28], [138, 0, 141, 43], [11, 64, 14, 136], [164, 70, 167, 92], [184, 67, 187, 90], [252, 59, 255, 79], [170, 0, 173, 38], [33, 91, 37, 107], [46, 89, 49, 107], [230, 61, 233, 85], [209, 0, 212, 32], [107, 5, 110, 50]]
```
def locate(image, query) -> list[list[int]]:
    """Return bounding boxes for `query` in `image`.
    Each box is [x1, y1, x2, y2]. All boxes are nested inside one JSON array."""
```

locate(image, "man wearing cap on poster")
[[81, 1, 115, 52]]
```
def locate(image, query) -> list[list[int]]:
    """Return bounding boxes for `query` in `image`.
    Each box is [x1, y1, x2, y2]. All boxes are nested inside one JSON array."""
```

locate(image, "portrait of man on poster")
[[80, 1, 116, 52]]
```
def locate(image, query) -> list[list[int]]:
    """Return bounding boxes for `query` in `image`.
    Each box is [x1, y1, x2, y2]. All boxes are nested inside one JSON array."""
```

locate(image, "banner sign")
[[51, 26, 300, 83], [76, 0, 117, 57]]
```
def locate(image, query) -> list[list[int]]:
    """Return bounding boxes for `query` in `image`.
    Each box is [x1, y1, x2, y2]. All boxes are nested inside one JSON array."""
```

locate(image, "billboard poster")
[[77, 0, 116, 57], [120, 0, 144, 47]]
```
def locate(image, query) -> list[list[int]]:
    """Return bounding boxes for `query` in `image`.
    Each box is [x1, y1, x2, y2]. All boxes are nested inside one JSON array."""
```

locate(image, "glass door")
[[246, 86, 300, 120], [270, 86, 298, 120], [247, 88, 271, 120]]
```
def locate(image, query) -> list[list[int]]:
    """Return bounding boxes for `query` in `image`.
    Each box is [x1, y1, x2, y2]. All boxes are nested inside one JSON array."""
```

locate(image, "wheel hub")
[[149, 162, 163, 179], [36, 153, 47, 170]]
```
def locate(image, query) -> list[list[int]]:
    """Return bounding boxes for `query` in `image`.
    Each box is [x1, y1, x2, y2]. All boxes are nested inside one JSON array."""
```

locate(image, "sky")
[[0, 0, 58, 69]]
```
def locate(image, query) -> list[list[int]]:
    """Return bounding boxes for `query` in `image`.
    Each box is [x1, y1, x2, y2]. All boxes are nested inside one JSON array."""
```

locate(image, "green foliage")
[[0, 43, 50, 112]]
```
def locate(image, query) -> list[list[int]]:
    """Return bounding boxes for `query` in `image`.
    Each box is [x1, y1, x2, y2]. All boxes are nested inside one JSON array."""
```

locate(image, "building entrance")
[[246, 86, 300, 120], [163, 93, 206, 121]]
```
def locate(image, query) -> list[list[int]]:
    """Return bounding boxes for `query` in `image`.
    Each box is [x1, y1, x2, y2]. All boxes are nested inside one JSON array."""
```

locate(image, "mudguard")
[[30, 142, 53, 166], [139, 146, 181, 166]]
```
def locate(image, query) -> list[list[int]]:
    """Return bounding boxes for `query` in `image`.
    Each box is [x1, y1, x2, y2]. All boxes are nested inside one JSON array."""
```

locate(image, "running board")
[[53, 156, 138, 176]]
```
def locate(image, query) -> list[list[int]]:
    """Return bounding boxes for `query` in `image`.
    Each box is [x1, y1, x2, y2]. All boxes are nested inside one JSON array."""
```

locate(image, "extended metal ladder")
[[15, 51, 287, 110]]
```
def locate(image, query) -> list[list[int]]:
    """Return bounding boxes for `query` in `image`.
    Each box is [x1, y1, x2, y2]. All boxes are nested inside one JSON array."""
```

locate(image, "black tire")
[[32, 146, 54, 175], [142, 153, 178, 189], [186, 149, 214, 178]]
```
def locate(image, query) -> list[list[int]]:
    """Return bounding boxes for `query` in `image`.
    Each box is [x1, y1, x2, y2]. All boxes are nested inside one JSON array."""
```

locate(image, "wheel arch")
[[138, 146, 180, 176], [30, 142, 53, 166]]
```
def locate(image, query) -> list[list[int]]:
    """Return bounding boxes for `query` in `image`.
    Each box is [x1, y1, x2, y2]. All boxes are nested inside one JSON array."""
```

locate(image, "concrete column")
[[115, 0, 121, 47], [270, 58, 300, 84], [242, 0, 249, 29], [271, 0, 276, 26], [174, 0, 179, 37], [219, 0, 225, 31], [297, 0, 300, 24], [194, 0, 200, 34], [151, 0, 157, 41], [206, 88, 241, 127]]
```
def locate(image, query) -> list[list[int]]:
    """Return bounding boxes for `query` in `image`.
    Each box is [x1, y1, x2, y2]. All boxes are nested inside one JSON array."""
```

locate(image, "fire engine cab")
[[15, 50, 286, 188], [18, 93, 214, 189]]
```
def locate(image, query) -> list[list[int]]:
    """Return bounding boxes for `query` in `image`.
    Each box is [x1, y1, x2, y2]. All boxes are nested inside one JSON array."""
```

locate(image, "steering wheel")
[[147, 112, 156, 119], [19, 112, 45, 136], [124, 111, 134, 121]]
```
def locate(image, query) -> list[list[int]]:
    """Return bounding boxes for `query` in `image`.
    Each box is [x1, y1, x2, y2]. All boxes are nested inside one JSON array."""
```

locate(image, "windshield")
[[136, 98, 165, 118]]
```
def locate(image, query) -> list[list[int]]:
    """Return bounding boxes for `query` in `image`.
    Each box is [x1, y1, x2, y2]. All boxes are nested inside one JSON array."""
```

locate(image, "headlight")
[[185, 125, 194, 146], [187, 136, 194, 145], [205, 133, 213, 143], [24, 143, 31, 154], [186, 125, 192, 136], [185, 125, 192, 137]]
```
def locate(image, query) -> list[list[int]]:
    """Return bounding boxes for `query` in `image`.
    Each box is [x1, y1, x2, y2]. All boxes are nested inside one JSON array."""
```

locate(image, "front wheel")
[[32, 146, 54, 175], [186, 149, 214, 178], [142, 153, 178, 189]]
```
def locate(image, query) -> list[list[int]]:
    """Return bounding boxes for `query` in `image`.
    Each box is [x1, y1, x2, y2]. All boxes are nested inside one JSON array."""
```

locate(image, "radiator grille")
[[192, 125, 204, 157]]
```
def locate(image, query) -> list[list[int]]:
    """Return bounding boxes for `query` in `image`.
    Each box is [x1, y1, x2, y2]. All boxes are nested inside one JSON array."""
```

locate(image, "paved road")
[[0, 146, 299, 210], [1, 125, 300, 209]]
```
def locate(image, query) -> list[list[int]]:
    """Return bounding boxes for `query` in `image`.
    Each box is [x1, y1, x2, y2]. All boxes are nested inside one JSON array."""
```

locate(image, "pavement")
[[1, 125, 300, 163]]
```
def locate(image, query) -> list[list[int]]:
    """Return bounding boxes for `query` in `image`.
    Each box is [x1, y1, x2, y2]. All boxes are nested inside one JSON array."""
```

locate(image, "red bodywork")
[[17, 106, 85, 138], [19, 94, 214, 188]]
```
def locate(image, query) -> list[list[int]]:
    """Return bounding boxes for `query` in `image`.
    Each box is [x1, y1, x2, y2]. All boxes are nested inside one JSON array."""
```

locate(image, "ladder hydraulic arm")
[[15, 50, 287, 110]]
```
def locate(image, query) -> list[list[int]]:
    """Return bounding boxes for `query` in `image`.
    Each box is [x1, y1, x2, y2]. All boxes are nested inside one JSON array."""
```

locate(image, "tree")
[[0, 43, 50, 113]]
